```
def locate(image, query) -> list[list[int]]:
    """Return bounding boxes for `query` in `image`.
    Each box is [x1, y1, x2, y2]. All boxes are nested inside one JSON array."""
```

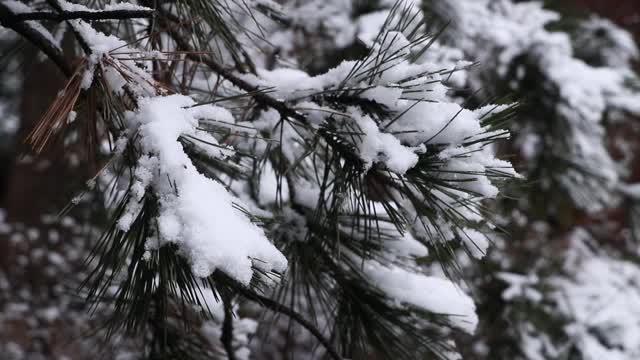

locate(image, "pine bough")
[[1, 0, 521, 358]]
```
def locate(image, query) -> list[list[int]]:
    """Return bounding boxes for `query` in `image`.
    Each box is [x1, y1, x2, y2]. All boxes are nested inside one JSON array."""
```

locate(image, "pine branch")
[[158, 12, 307, 124], [210, 270, 343, 360], [220, 294, 236, 360], [45, 0, 90, 54], [11, 9, 154, 22], [0, 2, 72, 77]]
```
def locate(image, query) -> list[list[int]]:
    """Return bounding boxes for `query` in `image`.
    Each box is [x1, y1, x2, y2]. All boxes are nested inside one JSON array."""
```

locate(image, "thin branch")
[[12, 9, 154, 22], [210, 269, 343, 360], [0, 2, 72, 77], [159, 12, 307, 124], [247, 292, 343, 360], [45, 0, 90, 53], [221, 295, 237, 360]]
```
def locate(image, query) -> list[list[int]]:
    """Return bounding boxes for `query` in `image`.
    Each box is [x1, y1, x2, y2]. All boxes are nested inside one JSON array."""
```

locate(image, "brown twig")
[[25, 60, 86, 153]]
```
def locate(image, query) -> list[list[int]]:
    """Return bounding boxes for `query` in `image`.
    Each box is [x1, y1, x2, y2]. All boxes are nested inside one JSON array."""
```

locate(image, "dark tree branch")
[[247, 292, 343, 360], [212, 269, 343, 360], [158, 13, 308, 124], [220, 294, 237, 360], [0, 2, 72, 77], [176, 32, 305, 122], [45, 0, 90, 54], [12, 9, 154, 22], [0, 2, 152, 79]]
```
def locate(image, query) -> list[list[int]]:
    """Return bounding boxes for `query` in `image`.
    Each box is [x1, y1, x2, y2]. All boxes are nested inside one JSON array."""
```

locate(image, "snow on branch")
[[0, 1, 71, 76], [66, 22, 289, 285], [6, 1, 524, 357], [11, 9, 154, 22], [119, 94, 288, 284]]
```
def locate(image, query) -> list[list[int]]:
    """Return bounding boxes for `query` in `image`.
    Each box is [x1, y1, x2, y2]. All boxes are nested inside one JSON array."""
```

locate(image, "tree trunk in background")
[[5, 50, 70, 224], [0, 41, 111, 359]]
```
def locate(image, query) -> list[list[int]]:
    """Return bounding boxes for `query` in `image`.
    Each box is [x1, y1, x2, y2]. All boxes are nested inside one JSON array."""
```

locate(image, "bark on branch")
[[247, 292, 343, 360], [12, 9, 154, 22], [0, 2, 72, 77], [159, 13, 308, 124]]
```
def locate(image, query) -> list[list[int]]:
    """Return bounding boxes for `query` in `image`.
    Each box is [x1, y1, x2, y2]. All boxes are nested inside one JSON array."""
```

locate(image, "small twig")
[[45, 0, 90, 54], [210, 269, 343, 359], [246, 292, 343, 360], [221, 294, 237, 360], [158, 11, 308, 124]]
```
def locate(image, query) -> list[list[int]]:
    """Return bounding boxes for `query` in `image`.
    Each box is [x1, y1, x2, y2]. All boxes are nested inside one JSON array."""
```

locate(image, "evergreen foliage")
[[0, 0, 639, 360]]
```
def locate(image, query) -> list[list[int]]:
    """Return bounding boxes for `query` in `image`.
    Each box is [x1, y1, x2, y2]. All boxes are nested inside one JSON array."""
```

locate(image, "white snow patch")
[[120, 95, 287, 284], [364, 261, 478, 333]]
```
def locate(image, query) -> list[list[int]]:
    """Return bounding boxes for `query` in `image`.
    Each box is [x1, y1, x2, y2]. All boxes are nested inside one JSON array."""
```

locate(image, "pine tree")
[[3, 1, 639, 360], [0, 0, 518, 359]]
